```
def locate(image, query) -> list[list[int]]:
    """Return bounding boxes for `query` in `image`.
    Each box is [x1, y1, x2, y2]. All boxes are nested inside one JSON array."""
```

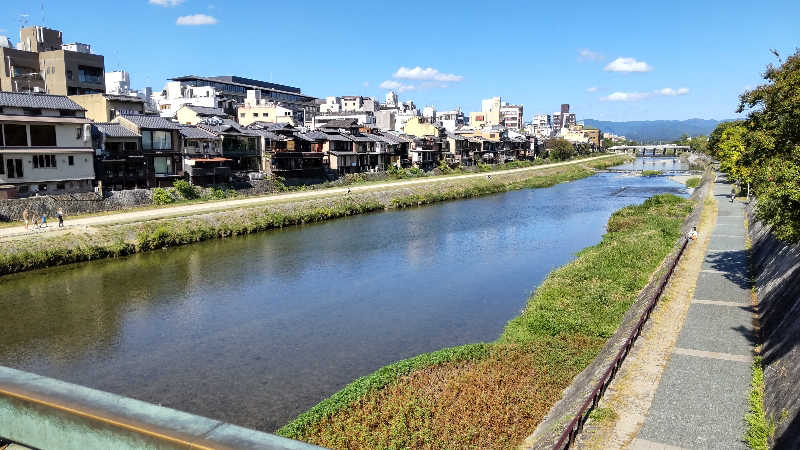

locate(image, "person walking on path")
[[41, 211, 48, 228], [22, 208, 30, 231], [57, 208, 64, 228]]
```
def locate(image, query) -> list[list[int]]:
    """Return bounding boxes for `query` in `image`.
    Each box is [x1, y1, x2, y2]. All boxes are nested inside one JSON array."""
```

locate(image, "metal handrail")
[[552, 237, 689, 450]]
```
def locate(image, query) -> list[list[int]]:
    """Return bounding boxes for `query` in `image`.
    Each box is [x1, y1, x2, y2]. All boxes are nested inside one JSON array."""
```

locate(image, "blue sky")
[[2, 0, 799, 122]]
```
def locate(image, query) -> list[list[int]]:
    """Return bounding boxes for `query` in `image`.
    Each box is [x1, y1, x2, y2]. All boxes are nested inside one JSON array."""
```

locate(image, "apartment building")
[[113, 113, 183, 187], [69, 93, 145, 122], [0, 26, 105, 96], [500, 103, 523, 130], [236, 90, 301, 127], [0, 92, 95, 196]]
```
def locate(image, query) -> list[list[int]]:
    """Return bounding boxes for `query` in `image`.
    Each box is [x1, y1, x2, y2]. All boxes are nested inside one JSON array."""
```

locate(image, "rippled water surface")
[[0, 158, 689, 431]]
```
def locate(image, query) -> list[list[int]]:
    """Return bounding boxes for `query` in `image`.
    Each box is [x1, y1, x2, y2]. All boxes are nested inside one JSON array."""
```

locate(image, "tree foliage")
[[711, 49, 800, 242], [548, 138, 575, 161]]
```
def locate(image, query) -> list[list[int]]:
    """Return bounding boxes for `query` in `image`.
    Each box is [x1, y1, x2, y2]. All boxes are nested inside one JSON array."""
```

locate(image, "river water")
[[0, 158, 688, 432]]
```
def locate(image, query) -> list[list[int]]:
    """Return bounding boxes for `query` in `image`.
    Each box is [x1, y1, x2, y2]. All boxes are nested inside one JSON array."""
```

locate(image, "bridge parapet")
[[0, 365, 321, 450]]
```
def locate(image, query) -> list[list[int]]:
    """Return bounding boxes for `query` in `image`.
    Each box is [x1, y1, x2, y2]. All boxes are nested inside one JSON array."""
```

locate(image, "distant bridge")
[[602, 168, 700, 175], [609, 145, 691, 156]]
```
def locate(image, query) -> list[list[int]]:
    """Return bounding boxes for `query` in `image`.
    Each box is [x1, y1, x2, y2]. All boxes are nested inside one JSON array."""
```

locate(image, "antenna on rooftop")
[[41, 2, 45, 26]]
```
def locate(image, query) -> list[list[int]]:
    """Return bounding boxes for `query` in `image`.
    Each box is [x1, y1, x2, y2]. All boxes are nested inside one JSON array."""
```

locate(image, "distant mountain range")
[[582, 118, 733, 143]]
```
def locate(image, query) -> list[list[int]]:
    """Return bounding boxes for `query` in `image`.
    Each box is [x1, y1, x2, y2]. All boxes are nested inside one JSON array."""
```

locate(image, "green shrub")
[[152, 187, 176, 205], [641, 170, 663, 176], [173, 179, 200, 200], [685, 177, 701, 188]]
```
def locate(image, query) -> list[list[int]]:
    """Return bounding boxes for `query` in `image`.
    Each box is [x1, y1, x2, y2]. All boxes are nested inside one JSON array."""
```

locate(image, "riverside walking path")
[[0, 154, 619, 239], [630, 174, 755, 449]]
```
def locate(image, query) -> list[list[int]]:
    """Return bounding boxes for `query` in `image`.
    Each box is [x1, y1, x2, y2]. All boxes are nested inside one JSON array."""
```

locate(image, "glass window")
[[151, 131, 172, 150], [15, 159, 23, 178], [3, 124, 28, 146], [124, 141, 138, 151], [142, 131, 152, 150], [153, 156, 173, 175], [68, 155, 74, 166], [0, 154, 3, 174], [30, 125, 57, 147]]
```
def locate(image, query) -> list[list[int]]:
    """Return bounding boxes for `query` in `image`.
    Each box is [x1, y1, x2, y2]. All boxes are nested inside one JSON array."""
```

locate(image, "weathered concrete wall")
[[747, 204, 800, 449]]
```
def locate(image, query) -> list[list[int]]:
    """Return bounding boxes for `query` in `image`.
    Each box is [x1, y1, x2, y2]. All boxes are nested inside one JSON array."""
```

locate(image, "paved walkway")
[[630, 175, 755, 449], [0, 154, 618, 240]]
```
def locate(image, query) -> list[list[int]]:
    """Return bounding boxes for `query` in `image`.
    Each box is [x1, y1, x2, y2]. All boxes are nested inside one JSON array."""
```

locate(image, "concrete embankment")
[[0, 155, 627, 277], [747, 203, 800, 448]]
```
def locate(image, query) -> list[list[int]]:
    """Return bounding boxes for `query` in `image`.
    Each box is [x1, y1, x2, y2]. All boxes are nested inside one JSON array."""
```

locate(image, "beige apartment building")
[[69, 93, 145, 122], [0, 26, 105, 96]]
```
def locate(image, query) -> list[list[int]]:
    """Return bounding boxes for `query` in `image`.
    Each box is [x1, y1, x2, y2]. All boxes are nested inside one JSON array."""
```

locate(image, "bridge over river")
[[609, 144, 691, 156]]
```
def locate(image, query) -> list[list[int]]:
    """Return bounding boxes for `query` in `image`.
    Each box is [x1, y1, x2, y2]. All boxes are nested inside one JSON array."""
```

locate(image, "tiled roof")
[[293, 132, 315, 142], [247, 121, 295, 131], [247, 129, 286, 141], [182, 105, 228, 117], [304, 131, 330, 140], [179, 126, 218, 139], [0, 92, 84, 111], [324, 133, 352, 142], [119, 114, 180, 130], [198, 119, 256, 135], [321, 118, 359, 128], [93, 123, 141, 138], [348, 134, 373, 143]]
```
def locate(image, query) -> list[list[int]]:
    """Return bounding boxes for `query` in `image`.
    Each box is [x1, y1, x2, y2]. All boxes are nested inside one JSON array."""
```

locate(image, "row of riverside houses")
[[0, 25, 598, 198]]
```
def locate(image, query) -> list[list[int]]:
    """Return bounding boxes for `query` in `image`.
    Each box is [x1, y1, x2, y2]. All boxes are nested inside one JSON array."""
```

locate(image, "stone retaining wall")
[[0, 190, 153, 222], [747, 204, 800, 449]]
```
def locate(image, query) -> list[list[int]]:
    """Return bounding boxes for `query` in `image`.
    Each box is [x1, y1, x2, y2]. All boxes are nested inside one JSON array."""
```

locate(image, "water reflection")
[[0, 160, 688, 431]]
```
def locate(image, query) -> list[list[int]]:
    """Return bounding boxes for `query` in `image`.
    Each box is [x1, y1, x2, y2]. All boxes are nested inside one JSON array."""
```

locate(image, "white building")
[[385, 91, 398, 107], [153, 81, 222, 118], [500, 103, 523, 129], [0, 92, 95, 196], [422, 106, 436, 120], [437, 109, 465, 132]]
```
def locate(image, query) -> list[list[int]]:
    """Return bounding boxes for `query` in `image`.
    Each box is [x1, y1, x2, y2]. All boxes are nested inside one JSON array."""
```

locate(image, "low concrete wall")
[[523, 168, 714, 449], [0, 366, 320, 450], [747, 205, 800, 449]]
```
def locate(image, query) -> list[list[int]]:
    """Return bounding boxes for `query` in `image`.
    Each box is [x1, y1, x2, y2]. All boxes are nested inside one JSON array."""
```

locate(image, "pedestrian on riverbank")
[[688, 226, 698, 241], [57, 208, 64, 228], [22, 208, 30, 231], [41, 212, 48, 228]]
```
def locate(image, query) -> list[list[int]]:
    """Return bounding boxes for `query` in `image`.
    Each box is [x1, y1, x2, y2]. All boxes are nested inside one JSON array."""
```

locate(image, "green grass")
[[685, 177, 701, 188], [279, 193, 693, 446], [641, 169, 664, 176], [745, 356, 774, 449]]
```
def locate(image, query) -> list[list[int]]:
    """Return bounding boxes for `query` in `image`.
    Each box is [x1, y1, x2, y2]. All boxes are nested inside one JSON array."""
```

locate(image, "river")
[[0, 157, 689, 432]]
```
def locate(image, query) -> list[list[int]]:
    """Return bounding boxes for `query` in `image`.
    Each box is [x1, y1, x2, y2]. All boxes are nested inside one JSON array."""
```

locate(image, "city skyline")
[[1, 0, 799, 121]]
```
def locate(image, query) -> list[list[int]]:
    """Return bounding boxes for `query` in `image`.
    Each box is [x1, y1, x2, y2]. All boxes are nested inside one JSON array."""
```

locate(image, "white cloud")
[[149, 0, 184, 6], [602, 91, 652, 101], [604, 57, 653, 73], [176, 14, 218, 25], [578, 49, 603, 62], [601, 87, 690, 101], [586, 86, 598, 92], [392, 66, 463, 82], [657, 87, 689, 96], [380, 80, 415, 92]]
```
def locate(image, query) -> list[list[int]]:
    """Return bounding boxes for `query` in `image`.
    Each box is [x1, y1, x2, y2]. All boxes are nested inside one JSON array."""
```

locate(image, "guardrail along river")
[[0, 158, 689, 432]]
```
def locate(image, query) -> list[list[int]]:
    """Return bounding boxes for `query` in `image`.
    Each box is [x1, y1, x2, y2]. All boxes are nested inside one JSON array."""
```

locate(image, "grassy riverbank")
[[0, 156, 628, 277], [278, 193, 693, 449]]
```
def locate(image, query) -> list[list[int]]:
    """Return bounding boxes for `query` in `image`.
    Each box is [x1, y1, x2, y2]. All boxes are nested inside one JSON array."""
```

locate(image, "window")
[[3, 124, 28, 146], [142, 130, 172, 150], [153, 156, 173, 175], [6, 158, 23, 178], [124, 141, 138, 152], [68, 155, 74, 165], [253, 113, 259, 117], [66, 70, 73, 80], [30, 125, 57, 146], [60, 110, 76, 117], [76, 127, 82, 140], [240, 113, 245, 118], [78, 66, 103, 84], [0, 154, 3, 174]]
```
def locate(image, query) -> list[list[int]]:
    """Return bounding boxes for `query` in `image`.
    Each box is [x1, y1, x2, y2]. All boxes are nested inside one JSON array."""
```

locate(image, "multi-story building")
[[236, 90, 302, 127], [104, 70, 155, 112], [437, 109, 465, 132], [113, 113, 183, 187], [69, 93, 145, 122], [500, 103, 523, 129], [91, 122, 147, 190], [0, 26, 105, 95], [0, 92, 95, 196], [532, 114, 550, 127], [155, 75, 316, 124]]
